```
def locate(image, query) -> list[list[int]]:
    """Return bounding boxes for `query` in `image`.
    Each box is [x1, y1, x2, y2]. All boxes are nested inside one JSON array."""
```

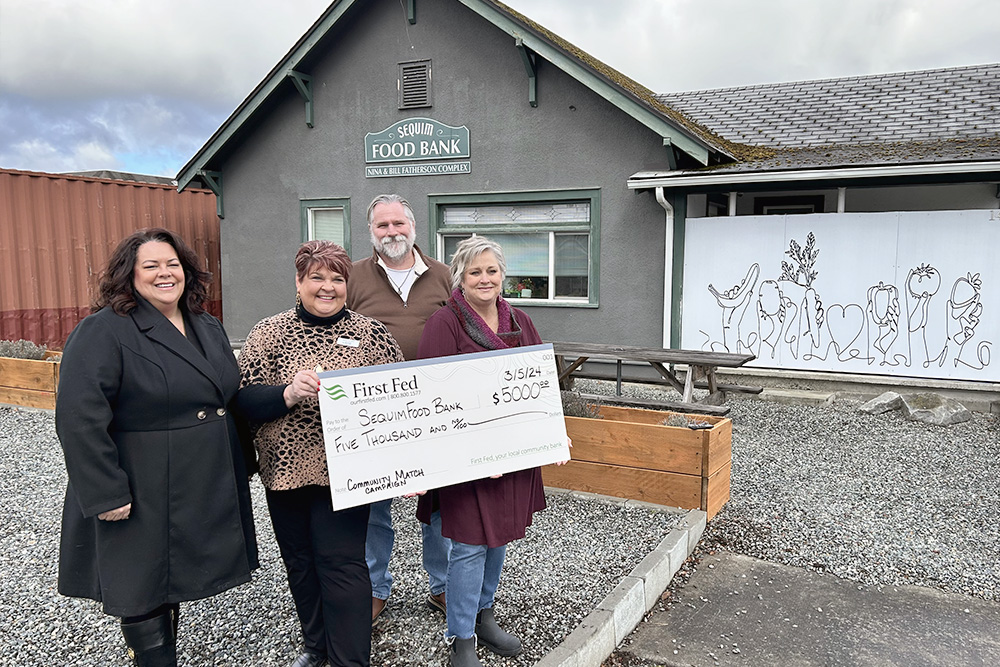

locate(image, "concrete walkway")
[[621, 551, 1000, 666], [534, 496, 707, 667]]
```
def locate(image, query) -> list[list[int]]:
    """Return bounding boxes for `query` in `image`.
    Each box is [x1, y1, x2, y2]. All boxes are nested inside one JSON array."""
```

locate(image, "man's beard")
[[372, 229, 415, 261]]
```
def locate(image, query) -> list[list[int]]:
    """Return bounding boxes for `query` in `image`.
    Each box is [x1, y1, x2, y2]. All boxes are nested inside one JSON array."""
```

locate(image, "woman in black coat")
[[56, 228, 258, 667]]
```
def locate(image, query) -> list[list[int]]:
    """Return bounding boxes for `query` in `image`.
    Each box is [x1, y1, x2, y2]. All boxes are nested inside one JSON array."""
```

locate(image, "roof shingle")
[[657, 64, 1000, 151], [649, 64, 1000, 174]]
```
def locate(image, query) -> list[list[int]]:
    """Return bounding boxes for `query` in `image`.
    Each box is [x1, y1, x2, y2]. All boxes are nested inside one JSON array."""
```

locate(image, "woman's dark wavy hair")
[[93, 228, 212, 316]]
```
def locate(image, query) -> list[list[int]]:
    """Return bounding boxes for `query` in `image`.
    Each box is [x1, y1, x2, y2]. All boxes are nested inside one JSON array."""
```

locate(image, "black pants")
[[265, 485, 371, 667]]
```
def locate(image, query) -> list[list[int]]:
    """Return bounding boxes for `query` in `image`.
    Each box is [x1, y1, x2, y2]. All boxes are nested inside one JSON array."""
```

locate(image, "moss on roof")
[[486, 0, 770, 164], [677, 136, 1000, 174]]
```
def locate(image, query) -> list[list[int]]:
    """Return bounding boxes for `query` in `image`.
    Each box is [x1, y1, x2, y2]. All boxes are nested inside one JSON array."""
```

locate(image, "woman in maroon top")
[[416, 236, 568, 667]]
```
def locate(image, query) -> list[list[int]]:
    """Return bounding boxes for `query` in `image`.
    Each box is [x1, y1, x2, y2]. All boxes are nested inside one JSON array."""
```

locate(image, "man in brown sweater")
[[346, 193, 453, 625]]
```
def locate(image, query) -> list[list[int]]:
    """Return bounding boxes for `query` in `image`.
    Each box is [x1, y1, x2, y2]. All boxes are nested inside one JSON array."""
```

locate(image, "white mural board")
[[682, 210, 997, 381]]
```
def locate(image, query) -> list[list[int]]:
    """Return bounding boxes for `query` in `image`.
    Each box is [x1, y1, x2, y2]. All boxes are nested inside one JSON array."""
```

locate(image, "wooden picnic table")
[[548, 341, 759, 416]]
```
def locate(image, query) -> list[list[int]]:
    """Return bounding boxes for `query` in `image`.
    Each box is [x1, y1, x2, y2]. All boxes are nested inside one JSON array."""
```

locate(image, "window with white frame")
[[429, 190, 600, 306], [300, 198, 351, 247]]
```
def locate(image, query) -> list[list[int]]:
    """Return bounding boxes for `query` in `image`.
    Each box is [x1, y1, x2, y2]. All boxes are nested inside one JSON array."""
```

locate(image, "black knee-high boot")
[[121, 612, 177, 667]]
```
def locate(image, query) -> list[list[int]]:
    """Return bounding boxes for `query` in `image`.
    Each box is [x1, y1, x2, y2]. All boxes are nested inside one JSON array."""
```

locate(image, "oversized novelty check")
[[317, 344, 568, 510]]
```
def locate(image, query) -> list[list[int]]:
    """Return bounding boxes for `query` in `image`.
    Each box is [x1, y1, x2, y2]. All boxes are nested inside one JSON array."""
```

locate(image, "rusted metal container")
[[0, 169, 221, 348]]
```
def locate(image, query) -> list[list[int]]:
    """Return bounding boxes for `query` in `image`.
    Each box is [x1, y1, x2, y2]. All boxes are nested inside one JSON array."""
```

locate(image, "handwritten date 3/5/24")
[[502, 365, 542, 382]]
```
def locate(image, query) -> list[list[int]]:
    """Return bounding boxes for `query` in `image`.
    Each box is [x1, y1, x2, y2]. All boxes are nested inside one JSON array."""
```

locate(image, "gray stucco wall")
[[217, 0, 673, 344]]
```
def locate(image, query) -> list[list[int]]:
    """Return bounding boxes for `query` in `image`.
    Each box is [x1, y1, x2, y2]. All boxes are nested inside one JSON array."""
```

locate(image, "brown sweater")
[[346, 245, 451, 361], [237, 308, 404, 490]]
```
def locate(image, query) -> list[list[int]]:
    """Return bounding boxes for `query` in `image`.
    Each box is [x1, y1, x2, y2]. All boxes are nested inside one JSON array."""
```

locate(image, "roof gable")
[[176, 0, 362, 191], [461, 0, 736, 162], [176, 0, 732, 191]]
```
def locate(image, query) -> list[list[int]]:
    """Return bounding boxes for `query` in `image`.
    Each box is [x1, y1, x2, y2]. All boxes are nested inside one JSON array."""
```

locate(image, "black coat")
[[56, 297, 258, 617]]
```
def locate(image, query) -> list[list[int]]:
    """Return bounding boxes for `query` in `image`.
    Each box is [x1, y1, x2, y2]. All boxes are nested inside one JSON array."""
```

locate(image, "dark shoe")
[[475, 607, 522, 656], [427, 591, 446, 615], [448, 636, 483, 667], [120, 613, 177, 667], [372, 596, 387, 626], [290, 652, 327, 667]]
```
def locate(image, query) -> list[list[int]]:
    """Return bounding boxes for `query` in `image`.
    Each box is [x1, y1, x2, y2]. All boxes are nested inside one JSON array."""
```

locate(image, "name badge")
[[337, 337, 360, 348]]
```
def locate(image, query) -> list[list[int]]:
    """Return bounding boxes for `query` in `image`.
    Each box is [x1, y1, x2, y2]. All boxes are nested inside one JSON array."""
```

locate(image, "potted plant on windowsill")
[[0, 340, 61, 410], [518, 278, 534, 298], [504, 277, 536, 299], [543, 391, 732, 519]]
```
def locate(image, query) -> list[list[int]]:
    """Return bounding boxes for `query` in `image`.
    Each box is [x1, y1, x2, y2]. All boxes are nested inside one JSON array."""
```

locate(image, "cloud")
[[0, 0, 330, 103], [505, 0, 1000, 91], [1, 0, 998, 175], [0, 0, 329, 176], [0, 0, 329, 175], [0, 93, 224, 176], [1, 136, 115, 175]]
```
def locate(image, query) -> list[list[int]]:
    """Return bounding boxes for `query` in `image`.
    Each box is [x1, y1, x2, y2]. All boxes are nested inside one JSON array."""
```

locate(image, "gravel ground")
[[583, 379, 1000, 666], [707, 398, 1000, 600], [0, 405, 684, 667], [573, 379, 1000, 603], [6, 384, 998, 667]]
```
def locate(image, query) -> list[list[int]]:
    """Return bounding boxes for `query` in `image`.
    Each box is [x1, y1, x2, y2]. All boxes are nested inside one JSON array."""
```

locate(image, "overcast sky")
[[2, 0, 998, 178]]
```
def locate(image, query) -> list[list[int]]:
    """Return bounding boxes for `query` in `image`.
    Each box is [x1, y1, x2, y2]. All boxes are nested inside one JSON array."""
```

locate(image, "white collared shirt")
[[377, 250, 428, 303]]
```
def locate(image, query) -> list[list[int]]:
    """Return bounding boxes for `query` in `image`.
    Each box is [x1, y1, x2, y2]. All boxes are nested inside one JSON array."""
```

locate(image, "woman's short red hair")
[[294, 240, 352, 282]]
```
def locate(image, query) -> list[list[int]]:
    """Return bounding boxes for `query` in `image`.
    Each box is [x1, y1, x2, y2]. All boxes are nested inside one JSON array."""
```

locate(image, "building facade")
[[178, 0, 1000, 384]]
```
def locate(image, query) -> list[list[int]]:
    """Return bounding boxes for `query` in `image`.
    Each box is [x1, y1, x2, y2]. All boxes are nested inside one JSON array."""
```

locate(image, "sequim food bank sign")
[[364, 117, 471, 178]]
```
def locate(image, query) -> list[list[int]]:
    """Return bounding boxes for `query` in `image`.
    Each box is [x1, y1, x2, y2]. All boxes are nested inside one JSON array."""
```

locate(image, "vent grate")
[[399, 60, 432, 109]]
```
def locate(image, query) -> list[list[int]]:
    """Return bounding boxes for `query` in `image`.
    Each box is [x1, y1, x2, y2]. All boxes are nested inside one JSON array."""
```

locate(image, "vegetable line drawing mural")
[[778, 232, 825, 360], [905, 264, 943, 367], [698, 232, 992, 374], [946, 272, 990, 370], [753, 278, 789, 360], [867, 281, 901, 366], [707, 264, 759, 353]]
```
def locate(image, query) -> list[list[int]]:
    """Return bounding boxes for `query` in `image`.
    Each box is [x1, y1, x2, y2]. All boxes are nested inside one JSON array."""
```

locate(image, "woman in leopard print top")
[[238, 241, 402, 667]]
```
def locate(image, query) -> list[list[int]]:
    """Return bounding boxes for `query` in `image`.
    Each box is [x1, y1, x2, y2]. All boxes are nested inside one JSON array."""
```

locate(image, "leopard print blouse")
[[238, 308, 404, 490]]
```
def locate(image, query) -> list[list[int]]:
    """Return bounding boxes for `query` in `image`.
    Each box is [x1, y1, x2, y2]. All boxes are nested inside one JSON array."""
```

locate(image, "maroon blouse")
[[415, 304, 547, 548]]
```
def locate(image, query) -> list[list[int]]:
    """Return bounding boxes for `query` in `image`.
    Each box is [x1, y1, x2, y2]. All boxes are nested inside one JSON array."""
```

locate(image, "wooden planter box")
[[542, 405, 732, 519], [0, 352, 61, 409]]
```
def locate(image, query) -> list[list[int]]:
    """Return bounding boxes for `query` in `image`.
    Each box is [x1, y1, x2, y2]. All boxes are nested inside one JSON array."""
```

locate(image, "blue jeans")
[[366, 499, 450, 600], [445, 540, 506, 640]]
